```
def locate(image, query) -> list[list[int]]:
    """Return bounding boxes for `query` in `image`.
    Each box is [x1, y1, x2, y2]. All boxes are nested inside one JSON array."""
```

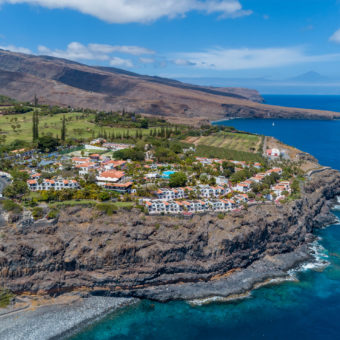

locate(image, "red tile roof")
[[98, 170, 125, 179]]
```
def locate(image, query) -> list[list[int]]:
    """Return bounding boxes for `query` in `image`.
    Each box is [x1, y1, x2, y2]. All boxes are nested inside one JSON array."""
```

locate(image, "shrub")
[[98, 191, 111, 201], [217, 213, 225, 220], [47, 208, 59, 220], [32, 206, 44, 220], [3, 180, 28, 199], [169, 172, 187, 188], [0, 288, 14, 308], [96, 203, 117, 216], [1, 199, 22, 213]]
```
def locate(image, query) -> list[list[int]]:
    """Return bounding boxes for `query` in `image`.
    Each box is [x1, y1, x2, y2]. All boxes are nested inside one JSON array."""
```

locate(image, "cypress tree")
[[36, 112, 39, 140], [32, 110, 39, 142], [61, 115, 66, 141]]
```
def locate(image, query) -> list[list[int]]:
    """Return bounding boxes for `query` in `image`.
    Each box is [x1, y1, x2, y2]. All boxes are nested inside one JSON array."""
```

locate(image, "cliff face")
[[1, 49, 340, 123], [0, 170, 339, 300]]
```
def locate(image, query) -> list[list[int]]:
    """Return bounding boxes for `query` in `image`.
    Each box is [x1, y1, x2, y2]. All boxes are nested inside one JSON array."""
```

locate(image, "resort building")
[[233, 181, 252, 193], [75, 162, 97, 176], [103, 182, 133, 194], [143, 198, 238, 215], [27, 178, 79, 191], [96, 170, 125, 185], [266, 148, 281, 159]]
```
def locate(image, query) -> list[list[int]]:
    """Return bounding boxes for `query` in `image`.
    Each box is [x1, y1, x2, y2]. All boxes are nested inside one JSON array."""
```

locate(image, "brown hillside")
[[0, 49, 339, 124]]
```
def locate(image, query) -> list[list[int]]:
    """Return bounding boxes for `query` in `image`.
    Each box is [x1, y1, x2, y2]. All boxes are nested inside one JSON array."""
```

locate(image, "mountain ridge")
[[0, 49, 340, 124]]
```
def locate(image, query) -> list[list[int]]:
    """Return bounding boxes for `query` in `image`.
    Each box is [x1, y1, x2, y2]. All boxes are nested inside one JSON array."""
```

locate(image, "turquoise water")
[[161, 170, 176, 179], [71, 96, 340, 340]]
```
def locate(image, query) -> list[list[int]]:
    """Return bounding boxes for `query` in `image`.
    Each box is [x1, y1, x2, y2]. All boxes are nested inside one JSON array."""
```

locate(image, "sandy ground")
[[0, 295, 137, 340]]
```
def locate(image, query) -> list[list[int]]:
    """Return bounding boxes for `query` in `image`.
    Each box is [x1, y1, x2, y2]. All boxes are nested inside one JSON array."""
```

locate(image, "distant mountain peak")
[[289, 71, 329, 82]]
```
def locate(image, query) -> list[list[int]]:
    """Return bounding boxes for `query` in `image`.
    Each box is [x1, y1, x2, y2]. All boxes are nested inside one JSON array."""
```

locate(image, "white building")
[[233, 181, 252, 193], [266, 148, 281, 159], [27, 178, 79, 191], [143, 198, 238, 215], [75, 162, 97, 176]]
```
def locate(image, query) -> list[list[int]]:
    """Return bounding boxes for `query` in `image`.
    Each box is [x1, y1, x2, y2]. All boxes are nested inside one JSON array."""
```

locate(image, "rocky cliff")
[[0, 169, 339, 301]]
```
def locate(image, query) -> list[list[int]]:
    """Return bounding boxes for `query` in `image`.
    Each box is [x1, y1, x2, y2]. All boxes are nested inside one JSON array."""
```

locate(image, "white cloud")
[[110, 57, 133, 68], [38, 42, 153, 61], [88, 44, 154, 55], [139, 57, 155, 64], [0, 44, 31, 54], [173, 58, 196, 66], [330, 29, 340, 43], [175, 47, 340, 70], [0, 0, 251, 23], [38, 42, 109, 60]]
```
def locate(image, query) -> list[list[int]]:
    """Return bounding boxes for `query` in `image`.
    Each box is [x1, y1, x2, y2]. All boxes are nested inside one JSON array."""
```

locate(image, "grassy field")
[[0, 112, 157, 144], [48, 199, 97, 208], [185, 131, 262, 154]]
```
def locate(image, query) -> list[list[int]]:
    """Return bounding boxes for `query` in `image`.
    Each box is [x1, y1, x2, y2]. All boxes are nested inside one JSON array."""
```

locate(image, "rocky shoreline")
[[0, 238, 331, 340], [0, 296, 137, 340]]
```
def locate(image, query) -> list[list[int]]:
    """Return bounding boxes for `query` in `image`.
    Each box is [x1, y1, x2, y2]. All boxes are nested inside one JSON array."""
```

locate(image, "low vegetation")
[[1, 199, 23, 214], [195, 144, 264, 162], [186, 130, 262, 153], [0, 288, 13, 308]]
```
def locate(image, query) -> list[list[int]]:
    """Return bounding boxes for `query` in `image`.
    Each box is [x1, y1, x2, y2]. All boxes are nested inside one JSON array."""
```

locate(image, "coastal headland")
[[0, 168, 339, 300], [0, 166, 339, 339]]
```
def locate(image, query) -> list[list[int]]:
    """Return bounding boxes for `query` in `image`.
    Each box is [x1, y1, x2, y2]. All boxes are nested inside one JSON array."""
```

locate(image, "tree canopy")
[[169, 172, 187, 188], [37, 136, 60, 152]]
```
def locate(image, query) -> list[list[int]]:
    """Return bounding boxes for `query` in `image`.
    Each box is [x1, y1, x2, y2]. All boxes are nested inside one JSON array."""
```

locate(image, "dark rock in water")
[[0, 169, 339, 301]]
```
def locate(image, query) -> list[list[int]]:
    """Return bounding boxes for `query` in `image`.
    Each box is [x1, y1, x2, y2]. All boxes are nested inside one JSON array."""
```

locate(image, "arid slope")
[[1, 49, 340, 124]]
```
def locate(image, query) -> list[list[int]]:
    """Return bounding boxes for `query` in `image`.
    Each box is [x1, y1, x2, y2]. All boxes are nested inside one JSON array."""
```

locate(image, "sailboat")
[[272, 122, 275, 127]]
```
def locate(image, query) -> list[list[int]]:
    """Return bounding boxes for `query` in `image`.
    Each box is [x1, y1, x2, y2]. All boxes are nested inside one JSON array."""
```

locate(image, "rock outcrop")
[[0, 169, 339, 301]]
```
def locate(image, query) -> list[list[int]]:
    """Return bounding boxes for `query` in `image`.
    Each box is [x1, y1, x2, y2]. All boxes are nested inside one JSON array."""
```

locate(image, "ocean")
[[70, 95, 340, 340]]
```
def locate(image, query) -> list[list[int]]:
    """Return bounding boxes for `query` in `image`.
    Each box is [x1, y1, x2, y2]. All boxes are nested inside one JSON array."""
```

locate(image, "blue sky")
[[1, 0, 340, 81]]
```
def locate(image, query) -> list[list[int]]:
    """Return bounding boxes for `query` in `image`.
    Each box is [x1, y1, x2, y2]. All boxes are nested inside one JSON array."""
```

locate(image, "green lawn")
[[0, 111, 160, 145], [186, 131, 262, 154], [114, 202, 134, 208], [48, 199, 97, 208]]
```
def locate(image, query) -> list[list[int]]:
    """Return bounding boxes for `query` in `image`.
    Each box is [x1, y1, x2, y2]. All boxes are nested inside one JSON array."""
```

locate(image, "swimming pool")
[[161, 171, 176, 179]]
